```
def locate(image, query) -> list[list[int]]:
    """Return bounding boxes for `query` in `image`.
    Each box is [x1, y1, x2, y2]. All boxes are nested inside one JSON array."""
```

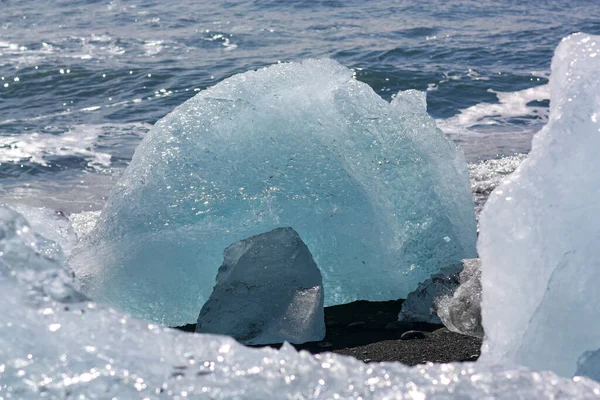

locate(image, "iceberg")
[[70, 59, 477, 325], [479, 33, 600, 376], [436, 258, 483, 338], [196, 227, 325, 345]]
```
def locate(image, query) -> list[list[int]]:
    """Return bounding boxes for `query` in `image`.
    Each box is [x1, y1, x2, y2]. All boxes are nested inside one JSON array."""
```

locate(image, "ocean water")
[[1, 0, 600, 213]]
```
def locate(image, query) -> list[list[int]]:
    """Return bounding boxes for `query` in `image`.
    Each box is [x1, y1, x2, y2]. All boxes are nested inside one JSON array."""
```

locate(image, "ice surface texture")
[[2, 204, 78, 256], [436, 258, 483, 338], [0, 206, 65, 274], [578, 349, 600, 383], [2, 209, 600, 399], [196, 227, 325, 345], [397, 258, 482, 336], [71, 59, 477, 325], [397, 263, 461, 324], [0, 206, 84, 303], [479, 33, 600, 376]]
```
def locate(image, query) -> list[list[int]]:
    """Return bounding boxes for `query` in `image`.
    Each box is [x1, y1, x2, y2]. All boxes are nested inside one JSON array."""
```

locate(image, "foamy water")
[[1, 0, 599, 212]]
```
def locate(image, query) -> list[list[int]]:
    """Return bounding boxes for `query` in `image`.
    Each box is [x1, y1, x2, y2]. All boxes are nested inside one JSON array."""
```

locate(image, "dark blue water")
[[1, 0, 599, 211]]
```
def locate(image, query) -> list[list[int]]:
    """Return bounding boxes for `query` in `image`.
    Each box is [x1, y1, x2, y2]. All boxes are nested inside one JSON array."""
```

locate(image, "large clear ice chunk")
[[479, 33, 600, 376], [71, 59, 476, 325], [196, 227, 325, 345], [73, 59, 476, 325]]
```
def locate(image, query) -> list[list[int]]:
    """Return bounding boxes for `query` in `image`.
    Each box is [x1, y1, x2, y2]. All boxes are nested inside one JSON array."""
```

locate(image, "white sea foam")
[[0, 123, 148, 170], [0, 128, 111, 169], [469, 154, 526, 221], [0, 173, 118, 213], [143, 40, 164, 55], [437, 84, 550, 136]]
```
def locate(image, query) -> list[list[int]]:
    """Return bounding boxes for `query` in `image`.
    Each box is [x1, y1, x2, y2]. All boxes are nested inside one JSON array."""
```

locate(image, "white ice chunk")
[[196, 227, 325, 345], [479, 33, 600, 377], [71, 59, 476, 325], [436, 258, 483, 338]]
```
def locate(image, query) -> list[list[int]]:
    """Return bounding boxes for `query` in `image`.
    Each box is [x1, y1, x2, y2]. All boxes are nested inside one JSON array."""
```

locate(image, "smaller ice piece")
[[397, 264, 461, 324], [478, 33, 600, 377], [436, 258, 483, 338], [196, 227, 325, 345]]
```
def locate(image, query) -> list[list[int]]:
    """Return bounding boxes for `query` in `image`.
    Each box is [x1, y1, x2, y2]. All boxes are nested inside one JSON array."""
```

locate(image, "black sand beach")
[[176, 299, 482, 365]]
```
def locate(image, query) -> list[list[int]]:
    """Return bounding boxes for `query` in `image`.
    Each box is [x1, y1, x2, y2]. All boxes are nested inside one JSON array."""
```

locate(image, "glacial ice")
[[479, 33, 600, 377], [71, 58, 477, 325], [0, 206, 65, 274], [2, 208, 600, 399], [2, 203, 78, 256], [436, 258, 483, 338], [396, 258, 482, 336], [196, 227, 325, 345], [0, 206, 84, 303], [577, 349, 600, 383], [397, 263, 461, 324]]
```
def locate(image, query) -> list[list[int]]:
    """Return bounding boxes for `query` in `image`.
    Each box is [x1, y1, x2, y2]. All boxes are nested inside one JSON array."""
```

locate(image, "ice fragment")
[[196, 227, 325, 345]]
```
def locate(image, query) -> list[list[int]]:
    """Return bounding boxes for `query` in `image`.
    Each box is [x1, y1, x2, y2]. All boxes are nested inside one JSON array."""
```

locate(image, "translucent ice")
[[2, 203, 78, 256], [397, 263, 461, 324], [577, 349, 600, 383], [1, 247, 600, 397], [71, 59, 476, 325], [479, 33, 600, 376], [196, 227, 325, 345], [3, 209, 600, 399], [436, 258, 483, 338], [0, 206, 84, 303], [0, 206, 65, 274]]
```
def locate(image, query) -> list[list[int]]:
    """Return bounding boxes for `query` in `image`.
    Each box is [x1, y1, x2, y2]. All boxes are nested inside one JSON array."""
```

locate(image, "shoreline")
[[175, 299, 482, 365]]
